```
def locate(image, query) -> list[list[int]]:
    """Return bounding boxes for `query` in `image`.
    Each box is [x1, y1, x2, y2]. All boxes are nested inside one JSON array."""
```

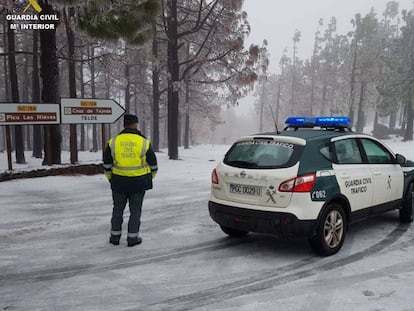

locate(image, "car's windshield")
[[224, 139, 302, 169]]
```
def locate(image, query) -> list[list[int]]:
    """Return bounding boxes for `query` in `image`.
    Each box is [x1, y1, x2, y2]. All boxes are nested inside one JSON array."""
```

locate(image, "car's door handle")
[[373, 171, 382, 176], [339, 173, 350, 179]]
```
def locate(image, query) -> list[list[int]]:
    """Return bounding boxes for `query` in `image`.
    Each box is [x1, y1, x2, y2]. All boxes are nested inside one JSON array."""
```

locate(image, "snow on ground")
[[383, 137, 414, 160], [1, 140, 414, 311], [0, 150, 103, 173]]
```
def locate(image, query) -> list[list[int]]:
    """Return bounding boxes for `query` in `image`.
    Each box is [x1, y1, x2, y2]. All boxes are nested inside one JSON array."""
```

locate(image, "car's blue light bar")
[[285, 116, 352, 128]]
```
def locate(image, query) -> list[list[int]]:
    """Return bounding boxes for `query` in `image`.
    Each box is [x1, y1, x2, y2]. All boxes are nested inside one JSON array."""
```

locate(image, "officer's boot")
[[127, 237, 142, 247], [109, 234, 121, 245]]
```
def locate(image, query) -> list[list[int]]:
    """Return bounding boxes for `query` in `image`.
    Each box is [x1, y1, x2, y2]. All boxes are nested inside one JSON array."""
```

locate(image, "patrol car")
[[208, 117, 414, 256]]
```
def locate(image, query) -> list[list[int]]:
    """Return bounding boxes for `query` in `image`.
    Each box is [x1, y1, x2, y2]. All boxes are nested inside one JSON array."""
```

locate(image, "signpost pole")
[[70, 124, 78, 164], [5, 125, 13, 171], [101, 124, 106, 161], [46, 125, 52, 166]]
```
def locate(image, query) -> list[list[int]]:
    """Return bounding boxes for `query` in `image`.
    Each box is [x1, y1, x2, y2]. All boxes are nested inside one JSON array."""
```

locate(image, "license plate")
[[229, 184, 262, 196]]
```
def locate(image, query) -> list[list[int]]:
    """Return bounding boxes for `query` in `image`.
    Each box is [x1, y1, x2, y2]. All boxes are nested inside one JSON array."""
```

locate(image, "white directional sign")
[[60, 98, 125, 124], [0, 103, 60, 125]]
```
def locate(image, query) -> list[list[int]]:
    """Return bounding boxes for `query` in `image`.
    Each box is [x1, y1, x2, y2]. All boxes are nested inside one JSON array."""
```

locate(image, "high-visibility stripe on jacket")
[[108, 134, 151, 177]]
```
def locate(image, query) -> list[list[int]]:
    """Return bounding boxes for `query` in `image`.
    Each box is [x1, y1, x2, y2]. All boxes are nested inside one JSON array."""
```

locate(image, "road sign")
[[0, 103, 60, 125], [60, 98, 125, 124]]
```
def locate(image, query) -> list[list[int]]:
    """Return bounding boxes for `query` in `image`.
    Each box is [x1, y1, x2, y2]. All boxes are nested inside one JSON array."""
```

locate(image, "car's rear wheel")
[[400, 183, 413, 223], [309, 203, 346, 256], [220, 225, 248, 237]]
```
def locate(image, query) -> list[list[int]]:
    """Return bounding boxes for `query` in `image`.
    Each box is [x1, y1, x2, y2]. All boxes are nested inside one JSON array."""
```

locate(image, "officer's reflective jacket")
[[104, 128, 158, 193]]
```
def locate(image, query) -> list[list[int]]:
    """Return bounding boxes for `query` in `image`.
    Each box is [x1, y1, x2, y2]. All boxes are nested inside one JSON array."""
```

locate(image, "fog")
[[214, 0, 414, 143], [243, 0, 414, 66]]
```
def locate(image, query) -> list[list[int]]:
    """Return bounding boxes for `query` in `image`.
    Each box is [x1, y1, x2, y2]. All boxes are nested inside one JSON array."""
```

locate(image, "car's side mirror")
[[395, 154, 407, 165]]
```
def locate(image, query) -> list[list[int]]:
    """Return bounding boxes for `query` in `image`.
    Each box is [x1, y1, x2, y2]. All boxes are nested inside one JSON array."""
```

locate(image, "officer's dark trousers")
[[111, 190, 145, 238]]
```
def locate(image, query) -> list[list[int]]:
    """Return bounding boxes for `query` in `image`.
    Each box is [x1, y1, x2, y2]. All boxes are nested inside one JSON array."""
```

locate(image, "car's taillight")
[[212, 168, 219, 184], [278, 173, 316, 193], [279, 177, 295, 192]]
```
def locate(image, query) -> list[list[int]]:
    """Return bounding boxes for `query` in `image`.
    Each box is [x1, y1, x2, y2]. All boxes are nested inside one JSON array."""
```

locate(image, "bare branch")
[[177, 0, 219, 39], [181, 46, 236, 80]]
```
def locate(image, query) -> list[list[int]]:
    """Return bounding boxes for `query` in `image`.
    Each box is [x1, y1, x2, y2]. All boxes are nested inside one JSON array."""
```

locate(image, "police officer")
[[104, 114, 158, 247]]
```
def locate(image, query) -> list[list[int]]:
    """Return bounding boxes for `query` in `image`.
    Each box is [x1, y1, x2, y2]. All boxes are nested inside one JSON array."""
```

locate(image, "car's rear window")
[[224, 139, 303, 169]]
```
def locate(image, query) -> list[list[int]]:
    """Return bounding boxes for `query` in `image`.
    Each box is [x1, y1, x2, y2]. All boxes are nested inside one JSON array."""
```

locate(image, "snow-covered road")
[[1, 142, 414, 311]]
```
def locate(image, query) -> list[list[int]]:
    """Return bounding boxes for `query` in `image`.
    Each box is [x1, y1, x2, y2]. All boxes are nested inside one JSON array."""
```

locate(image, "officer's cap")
[[124, 114, 139, 126]]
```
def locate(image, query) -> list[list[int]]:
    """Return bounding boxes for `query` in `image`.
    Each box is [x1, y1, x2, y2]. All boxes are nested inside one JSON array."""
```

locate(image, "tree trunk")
[[79, 55, 86, 151], [310, 68, 315, 116], [331, 59, 338, 114], [7, 21, 25, 164], [401, 104, 407, 132], [90, 45, 98, 152], [373, 111, 379, 136], [104, 55, 111, 142], [355, 82, 366, 133], [184, 112, 190, 149], [373, 93, 382, 134], [0, 128, 4, 152], [290, 43, 296, 116], [32, 29, 42, 158], [321, 83, 327, 116], [39, 1, 61, 165], [167, 0, 179, 160], [348, 40, 358, 125], [3, 18, 10, 102], [259, 81, 265, 132], [63, 7, 78, 164], [1, 19, 8, 157], [404, 90, 413, 141], [22, 42, 29, 105], [125, 57, 131, 113], [22, 46, 32, 151], [310, 27, 320, 116], [163, 116, 168, 148], [389, 110, 397, 130], [275, 80, 282, 131], [177, 113, 182, 147], [0, 20, 5, 153], [141, 119, 146, 137], [25, 125, 32, 151], [184, 80, 190, 149], [152, 33, 160, 152]]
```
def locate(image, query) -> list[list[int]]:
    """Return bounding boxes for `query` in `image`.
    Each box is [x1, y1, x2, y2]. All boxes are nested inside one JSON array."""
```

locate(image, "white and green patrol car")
[[209, 117, 414, 256]]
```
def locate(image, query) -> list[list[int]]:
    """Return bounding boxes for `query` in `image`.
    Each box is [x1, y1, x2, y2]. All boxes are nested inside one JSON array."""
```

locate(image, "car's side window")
[[319, 143, 335, 162], [319, 144, 333, 161], [360, 139, 394, 164], [333, 139, 363, 164]]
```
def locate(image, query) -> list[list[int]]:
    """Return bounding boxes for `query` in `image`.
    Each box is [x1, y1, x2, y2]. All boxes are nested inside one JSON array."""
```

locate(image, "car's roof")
[[256, 129, 351, 141]]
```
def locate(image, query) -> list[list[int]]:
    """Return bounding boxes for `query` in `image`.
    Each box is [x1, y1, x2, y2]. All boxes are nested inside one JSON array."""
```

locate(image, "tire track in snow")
[[0, 236, 262, 286], [0, 196, 208, 231], [137, 223, 411, 311], [298, 219, 359, 311]]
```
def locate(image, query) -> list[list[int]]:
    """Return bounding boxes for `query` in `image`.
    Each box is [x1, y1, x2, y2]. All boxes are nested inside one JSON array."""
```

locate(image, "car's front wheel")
[[309, 203, 347, 256], [400, 183, 413, 223], [220, 225, 248, 237]]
